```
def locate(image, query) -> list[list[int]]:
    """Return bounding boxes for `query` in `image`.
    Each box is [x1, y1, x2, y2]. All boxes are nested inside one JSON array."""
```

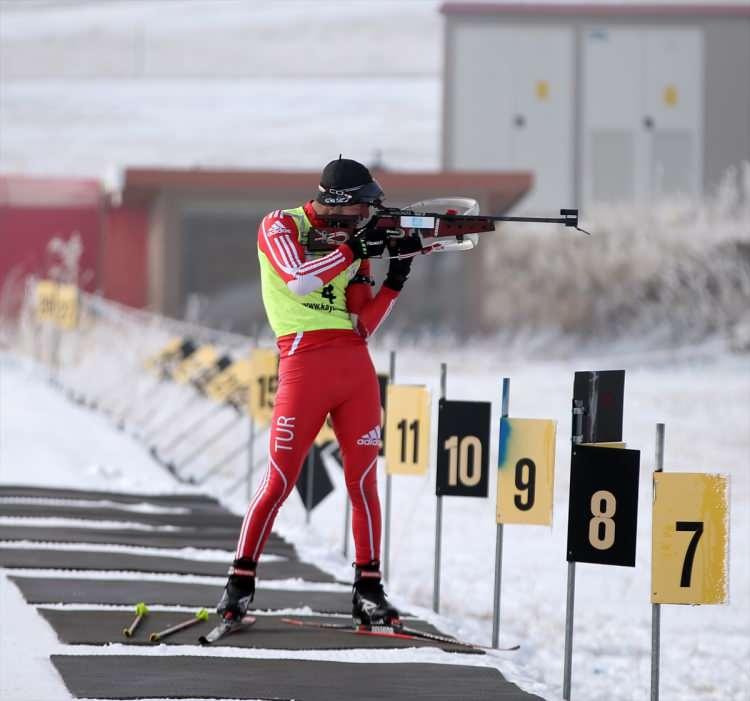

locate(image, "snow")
[[1, 1, 749, 700], [2, 342, 749, 701]]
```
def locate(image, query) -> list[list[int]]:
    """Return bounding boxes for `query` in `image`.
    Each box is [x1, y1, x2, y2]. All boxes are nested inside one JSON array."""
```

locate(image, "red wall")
[[101, 204, 149, 308], [0, 175, 149, 312]]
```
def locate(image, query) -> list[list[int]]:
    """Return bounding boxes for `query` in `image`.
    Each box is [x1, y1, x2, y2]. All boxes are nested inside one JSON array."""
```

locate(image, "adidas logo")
[[357, 426, 382, 447], [267, 220, 292, 236]]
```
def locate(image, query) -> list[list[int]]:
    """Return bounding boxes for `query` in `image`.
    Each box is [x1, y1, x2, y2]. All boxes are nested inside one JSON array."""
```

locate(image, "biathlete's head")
[[313, 156, 383, 222]]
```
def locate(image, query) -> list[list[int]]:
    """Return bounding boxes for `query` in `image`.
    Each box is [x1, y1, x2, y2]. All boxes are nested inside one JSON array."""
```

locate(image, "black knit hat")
[[316, 157, 384, 206]]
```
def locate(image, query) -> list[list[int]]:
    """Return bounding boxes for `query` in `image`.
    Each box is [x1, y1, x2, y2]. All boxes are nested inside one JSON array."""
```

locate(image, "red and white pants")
[[235, 330, 382, 566]]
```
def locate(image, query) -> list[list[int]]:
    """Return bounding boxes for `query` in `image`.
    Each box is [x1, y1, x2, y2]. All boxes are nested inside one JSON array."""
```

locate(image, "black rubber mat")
[[0, 484, 220, 506], [0, 503, 242, 528], [0, 548, 334, 581], [0, 525, 295, 556], [39, 610, 473, 653], [51, 655, 544, 700], [10, 576, 352, 612]]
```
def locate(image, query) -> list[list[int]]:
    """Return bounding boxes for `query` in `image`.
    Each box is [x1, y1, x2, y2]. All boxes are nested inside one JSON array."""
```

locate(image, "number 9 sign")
[[497, 417, 557, 525]]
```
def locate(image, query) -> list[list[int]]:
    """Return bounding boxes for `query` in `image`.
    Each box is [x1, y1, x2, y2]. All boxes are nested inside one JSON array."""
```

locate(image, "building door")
[[582, 26, 703, 205], [446, 23, 574, 212]]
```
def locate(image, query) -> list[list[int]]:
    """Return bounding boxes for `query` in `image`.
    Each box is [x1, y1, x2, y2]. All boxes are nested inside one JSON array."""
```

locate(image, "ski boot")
[[352, 560, 401, 630], [216, 557, 256, 622]]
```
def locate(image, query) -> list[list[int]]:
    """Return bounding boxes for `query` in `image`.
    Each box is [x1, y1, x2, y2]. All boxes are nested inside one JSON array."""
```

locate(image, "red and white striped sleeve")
[[258, 210, 355, 296]]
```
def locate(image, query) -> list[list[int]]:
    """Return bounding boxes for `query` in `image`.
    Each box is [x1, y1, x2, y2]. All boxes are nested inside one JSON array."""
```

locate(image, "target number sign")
[[385, 385, 431, 475], [652, 472, 729, 604], [205, 359, 252, 403], [247, 349, 279, 426], [435, 400, 491, 497], [566, 444, 640, 566], [35, 281, 79, 329], [171, 345, 218, 384], [497, 417, 557, 525]]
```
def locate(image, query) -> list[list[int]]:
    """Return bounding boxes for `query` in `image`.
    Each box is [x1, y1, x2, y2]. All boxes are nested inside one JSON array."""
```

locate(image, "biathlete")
[[216, 157, 420, 628]]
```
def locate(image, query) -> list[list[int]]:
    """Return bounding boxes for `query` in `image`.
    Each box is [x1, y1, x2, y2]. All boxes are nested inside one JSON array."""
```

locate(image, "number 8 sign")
[[566, 444, 640, 567], [497, 417, 557, 525]]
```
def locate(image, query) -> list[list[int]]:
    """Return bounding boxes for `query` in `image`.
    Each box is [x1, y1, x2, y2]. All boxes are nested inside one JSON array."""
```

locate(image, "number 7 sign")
[[652, 472, 729, 604]]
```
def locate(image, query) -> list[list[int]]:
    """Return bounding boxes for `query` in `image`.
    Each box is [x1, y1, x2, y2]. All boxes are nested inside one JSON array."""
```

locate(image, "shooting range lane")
[[7, 485, 532, 700], [10, 576, 354, 611], [51, 656, 544, 701], [0, 484, 221, 506], [39, 610, 465, 652], [0, 547, 333, 580], [0, 524, 295, 555], [0, 502, 243, 528]]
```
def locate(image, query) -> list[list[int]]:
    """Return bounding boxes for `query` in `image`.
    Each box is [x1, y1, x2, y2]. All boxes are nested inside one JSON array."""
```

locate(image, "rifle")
[[308, 201, 590, 257]]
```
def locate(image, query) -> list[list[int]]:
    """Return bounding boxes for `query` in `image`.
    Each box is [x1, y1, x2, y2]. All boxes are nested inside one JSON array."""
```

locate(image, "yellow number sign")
[[385, 385, 431, 476], [34, 281, 79, 329], [144, 337, 187, 371], [247, 348, 279, 426], [35, 280, 58, 324], [652, 472, 729, 605], [205, 358, 252, 403], [171, 345, 218, 384], [497, 417, 557, 525], [55, 284, 79, 329]]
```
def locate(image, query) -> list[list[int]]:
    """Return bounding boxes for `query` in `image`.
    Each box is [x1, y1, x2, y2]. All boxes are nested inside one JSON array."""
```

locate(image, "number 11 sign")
[[385, 385, 431, 476]]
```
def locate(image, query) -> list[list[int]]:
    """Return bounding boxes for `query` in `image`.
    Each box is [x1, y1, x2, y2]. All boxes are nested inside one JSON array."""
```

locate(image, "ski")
[[280, 617, 518, 651], [198, 614, 257, 645]]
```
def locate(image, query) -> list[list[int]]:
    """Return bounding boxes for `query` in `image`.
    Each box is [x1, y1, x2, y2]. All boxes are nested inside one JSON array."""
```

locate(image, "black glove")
[[344, 226, 386, 260], [384, 235, 422, 291]]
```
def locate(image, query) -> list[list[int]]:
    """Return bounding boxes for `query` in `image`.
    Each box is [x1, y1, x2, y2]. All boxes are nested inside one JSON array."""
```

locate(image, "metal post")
[[246, 416, 255, 502], [433, 362, 447, 614], [651, 423, 665, 701], [305, 448, 314, 525], [383, 350, 395, 581], [492, 377, 510, 648], [564, 398, 586, 700], [342, 498, 350, 560]]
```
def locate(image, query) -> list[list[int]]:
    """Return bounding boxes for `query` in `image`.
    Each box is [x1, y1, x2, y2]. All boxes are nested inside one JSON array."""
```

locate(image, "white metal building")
[[441, 3, 750, 212]]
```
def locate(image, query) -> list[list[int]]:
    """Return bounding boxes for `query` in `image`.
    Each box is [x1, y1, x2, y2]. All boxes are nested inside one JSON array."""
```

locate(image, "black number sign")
[[436, 399, 491, 497], [572, 370, 625, 443], [566, 444, 640, 566], [295, 443, 335, 510]]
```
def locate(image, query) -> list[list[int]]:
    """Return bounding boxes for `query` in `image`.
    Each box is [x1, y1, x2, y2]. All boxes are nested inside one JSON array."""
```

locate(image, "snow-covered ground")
[[1, 2, 749, 699], [0, 0, 442, 175], [1, 340, 748, 701]]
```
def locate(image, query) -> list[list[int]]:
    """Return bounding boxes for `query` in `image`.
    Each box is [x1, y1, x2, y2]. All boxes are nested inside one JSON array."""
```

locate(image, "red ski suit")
[[235, 202, 399, 566]]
